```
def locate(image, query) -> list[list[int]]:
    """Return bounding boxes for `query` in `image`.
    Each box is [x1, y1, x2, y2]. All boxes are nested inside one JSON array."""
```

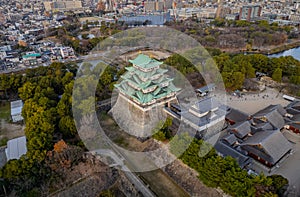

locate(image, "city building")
[[143, 0, 172, 12], [225, 13, 239, 20], [44, 0, 83, 11], [51, 47, 76, 60], [22, 52, 42, 67], [118, 12, 171, 26], [289, 14, 300, 22], [0, 45, 12, 52], [239, 5, 262, 21], [59, 47, 76, 59], [216, 6, 231, 18]]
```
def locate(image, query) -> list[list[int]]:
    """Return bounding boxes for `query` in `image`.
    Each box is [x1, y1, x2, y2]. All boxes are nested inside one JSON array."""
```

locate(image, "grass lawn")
[[0, 101, 10, 120]]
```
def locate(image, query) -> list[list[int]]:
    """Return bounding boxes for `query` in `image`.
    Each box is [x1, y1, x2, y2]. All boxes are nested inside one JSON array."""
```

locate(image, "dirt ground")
[[0, 120, 25, 142], [0, 101, 25, 143], [216, 87, 290, 115]]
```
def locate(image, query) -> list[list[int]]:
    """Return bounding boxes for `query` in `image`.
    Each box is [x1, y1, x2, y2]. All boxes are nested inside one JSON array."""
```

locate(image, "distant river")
[[268, 46, 300, 61]]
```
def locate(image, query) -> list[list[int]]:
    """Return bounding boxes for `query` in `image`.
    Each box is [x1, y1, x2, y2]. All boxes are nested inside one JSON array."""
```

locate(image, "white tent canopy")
[[5, 136, 27, 161], [10, 100, 24, 122]]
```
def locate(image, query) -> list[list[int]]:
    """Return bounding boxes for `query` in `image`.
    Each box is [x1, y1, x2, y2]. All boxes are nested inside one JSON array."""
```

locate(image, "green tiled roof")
[[22, 53, 41, 59], [121, 72, 132, 79], [115, 54, 180, 105], [129, 54, 162, 69], [133, 69, 156, 79], [140, 81, 152, 89], [153, 87, 161, 96], [133, 92, 154, 104], [168, 83, 181, 92], [125, 67, 135, 72], [154, 77, 172, 84], [132, 74, 142, 84]]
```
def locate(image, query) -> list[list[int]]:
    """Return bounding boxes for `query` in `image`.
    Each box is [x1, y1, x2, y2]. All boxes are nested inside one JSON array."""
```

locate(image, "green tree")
[[170, 132, 194, 157], [152, 117, 173, 141], [152, 131, 166, 141], [222, 71, 245, 90], [19, 82, 36, 100], [272, 67, 282, 82], [59, 116, 76, 138], [0, 74, 11, 98], [268, 175, 289, 195]]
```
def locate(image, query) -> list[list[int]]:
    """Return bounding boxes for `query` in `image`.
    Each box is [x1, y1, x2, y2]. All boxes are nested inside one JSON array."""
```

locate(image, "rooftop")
[[241, 129, 293, 165], [129, 54, 163, 70], [22, 53, 41, 59], [115, 54, 180, 105]]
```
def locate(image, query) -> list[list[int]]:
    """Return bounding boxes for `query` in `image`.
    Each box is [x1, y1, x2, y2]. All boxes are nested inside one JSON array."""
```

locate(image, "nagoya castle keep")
[[110, 53, 181, 137]]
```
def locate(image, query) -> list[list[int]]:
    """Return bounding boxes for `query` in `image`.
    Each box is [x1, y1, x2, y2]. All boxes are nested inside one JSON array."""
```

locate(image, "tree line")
[[214, 53, 300, 90], [164, 52, 300, 95], [0, 62, 79, 195], [166, 19, 298, 51]]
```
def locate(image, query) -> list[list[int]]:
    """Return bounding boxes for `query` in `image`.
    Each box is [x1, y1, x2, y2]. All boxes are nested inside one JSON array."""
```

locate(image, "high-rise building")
[[239, 5, 262, 21], [144, 0, 171, 12], [44, 0, 83, 11], [216, 6, 231, 18]]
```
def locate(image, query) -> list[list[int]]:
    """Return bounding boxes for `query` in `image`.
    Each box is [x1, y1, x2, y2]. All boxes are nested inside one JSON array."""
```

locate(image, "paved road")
[[93, 149, 155, 197]]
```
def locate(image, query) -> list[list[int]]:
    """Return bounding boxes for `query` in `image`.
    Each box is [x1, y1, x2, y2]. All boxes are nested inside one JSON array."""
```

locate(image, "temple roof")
[[190, 97, 221, 114], [229, 121, 251, 139], [114, 54, 180, 105], [241, 129, 293, 164], [129, 54, 163, 69]]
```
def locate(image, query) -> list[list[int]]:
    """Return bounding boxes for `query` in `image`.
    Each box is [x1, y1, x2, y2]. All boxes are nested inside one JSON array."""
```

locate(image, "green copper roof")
[[121, 72, 132, 79], [22, 53, 41, 59], [134, 92, 154, 103], [132, 74, 142, 84], [140, 81, 152, 89], [153, 87, 161, 96], [168, 83, 181, 92], [134, 69, 156, 79], [129, 54, 163, 69], [133, 68, 167, 80], [125, 67, 135, 72], [154, 77, 172, 85], [115, 54, 180, 105], [115, 82, 136, 96]]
